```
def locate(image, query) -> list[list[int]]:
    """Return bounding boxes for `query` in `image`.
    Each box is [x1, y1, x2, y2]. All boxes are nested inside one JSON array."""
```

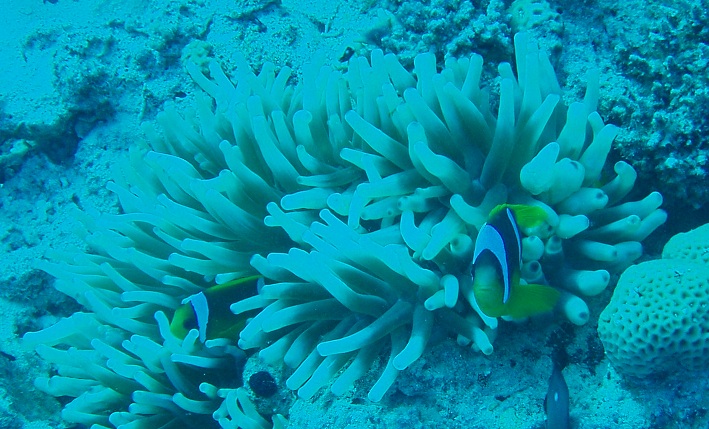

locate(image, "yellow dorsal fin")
[[489, 204, 547, 229], [208, 274, 262, 296]]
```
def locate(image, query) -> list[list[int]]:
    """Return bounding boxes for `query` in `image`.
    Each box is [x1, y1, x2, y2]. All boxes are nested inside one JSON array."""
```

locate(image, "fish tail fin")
[[505, 283, 560, 319]]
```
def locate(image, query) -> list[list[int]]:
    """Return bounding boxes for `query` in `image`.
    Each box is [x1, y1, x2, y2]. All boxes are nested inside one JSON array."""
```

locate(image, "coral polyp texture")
[[598, 224, 709, 379], [25, 33, 665, 427]]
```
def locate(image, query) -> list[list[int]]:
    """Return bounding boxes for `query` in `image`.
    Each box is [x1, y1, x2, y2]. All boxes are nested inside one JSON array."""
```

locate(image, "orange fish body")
[[170, 275, 262, 342], [472, 205, 560, 318]]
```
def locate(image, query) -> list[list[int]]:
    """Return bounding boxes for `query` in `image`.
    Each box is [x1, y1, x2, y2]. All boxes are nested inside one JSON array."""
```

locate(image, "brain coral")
[[25, 32, 665, 428], [598, 224, 709, 378]]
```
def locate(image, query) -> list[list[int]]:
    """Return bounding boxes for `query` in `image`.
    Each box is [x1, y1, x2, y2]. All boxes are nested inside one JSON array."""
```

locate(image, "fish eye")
[[183, 318, 198, 330]]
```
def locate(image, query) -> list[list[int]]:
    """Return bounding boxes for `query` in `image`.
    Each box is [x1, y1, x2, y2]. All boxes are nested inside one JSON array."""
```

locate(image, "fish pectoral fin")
[[505, 283, 561, 319]]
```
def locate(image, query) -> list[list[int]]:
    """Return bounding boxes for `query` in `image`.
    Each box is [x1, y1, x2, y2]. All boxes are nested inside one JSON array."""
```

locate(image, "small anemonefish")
[[170, 275, 263, 342], [472, 204, 560, 319]]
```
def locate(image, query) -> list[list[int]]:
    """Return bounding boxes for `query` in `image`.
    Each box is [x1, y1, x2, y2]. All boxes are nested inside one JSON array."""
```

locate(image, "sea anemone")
[[25, 33, 665, 427]]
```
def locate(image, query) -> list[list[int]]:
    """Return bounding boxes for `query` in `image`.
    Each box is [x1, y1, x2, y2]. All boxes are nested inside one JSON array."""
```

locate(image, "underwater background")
[[1, 0, 708, 428]]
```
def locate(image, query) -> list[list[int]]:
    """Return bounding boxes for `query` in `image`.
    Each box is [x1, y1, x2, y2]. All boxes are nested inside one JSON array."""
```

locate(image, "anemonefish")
[[170, 275, 263, 342], [471, 204, 560, 319]]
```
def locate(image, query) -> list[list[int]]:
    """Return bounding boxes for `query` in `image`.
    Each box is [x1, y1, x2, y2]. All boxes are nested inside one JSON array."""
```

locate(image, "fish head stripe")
[[473, 223, 511, 303], [505, 207, 523, 270], [186, 292, 210, 343]]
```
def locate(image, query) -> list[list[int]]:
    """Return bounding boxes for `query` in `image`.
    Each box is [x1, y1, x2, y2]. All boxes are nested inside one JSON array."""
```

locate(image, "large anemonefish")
[[170, 275, 263, 342], [472, 204, 560, 318]]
